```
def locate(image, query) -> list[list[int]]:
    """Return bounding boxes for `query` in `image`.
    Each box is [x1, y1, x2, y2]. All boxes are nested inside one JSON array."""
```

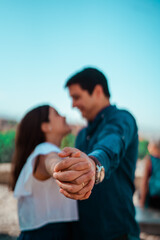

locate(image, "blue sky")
[[0, 0, 160, 138]]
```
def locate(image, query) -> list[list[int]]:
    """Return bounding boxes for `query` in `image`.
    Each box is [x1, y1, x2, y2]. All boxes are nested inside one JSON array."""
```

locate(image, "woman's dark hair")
[[11, 105, 50, 190], [65, 67, 110, 98]]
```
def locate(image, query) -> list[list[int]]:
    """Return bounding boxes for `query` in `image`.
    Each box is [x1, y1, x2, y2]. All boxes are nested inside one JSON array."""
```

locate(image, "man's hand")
[[53, 147, 96, 200]]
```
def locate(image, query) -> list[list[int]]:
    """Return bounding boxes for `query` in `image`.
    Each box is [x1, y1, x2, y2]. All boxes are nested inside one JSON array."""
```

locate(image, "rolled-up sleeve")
[[88, 112, 137, 179]]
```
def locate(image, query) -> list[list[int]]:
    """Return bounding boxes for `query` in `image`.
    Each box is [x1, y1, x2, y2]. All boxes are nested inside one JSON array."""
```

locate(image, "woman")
[[11, 104, 78, 240], [139, 140, 160, 209]]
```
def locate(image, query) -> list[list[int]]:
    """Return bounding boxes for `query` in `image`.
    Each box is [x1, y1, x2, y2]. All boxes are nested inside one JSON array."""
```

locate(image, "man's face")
[[68, 84, 97, 121]]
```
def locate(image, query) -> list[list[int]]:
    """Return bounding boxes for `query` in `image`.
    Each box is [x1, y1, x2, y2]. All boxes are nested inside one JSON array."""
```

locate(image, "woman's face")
[[148, 142, 160, 157], [48, 107, 71, 136]]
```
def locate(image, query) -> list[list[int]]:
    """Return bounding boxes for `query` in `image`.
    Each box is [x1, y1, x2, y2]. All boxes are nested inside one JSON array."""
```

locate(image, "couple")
[[11, 67, 140, 240]]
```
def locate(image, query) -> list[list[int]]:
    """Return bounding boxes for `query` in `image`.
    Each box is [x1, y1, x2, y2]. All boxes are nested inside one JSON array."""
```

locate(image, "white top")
[[14, 142, 78, 231]]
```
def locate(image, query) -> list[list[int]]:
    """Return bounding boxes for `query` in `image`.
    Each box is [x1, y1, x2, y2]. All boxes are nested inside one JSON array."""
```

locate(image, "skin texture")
[[68, 84, 109, 121], [53, 148, 96, 200]]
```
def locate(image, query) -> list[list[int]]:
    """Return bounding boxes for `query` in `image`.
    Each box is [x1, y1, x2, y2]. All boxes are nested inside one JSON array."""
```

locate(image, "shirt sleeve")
[[14, 142, 60, 198], [88, 111, 138, 179]]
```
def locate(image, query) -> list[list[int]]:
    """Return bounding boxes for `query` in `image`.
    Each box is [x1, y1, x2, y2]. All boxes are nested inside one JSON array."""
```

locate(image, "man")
[[53, 67, 140, 240]]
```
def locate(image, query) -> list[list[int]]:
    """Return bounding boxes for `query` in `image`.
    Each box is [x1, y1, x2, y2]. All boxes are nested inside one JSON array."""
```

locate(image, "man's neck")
[[89, 99, 110, 122]]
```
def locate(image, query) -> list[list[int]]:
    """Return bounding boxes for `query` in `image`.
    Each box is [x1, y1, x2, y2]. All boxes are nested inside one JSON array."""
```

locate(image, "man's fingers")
[[72, 151, 81, 157], [59, 188, 79, 200], [57, 179, 94, 195], [53, 169, 89, 182], [59, 188, 91, 200], [67, 161, 91, 171], [58, 152, 70, 158], [56, 180, 83, 193], [58, 147, 80, 158], [58, 151, 81, 158], [72, 170, 95, 185], [77, 179, 94, 195], [54, 157, 88, 172], [53, 170, 78, 182], [80, 191, 92, 200]]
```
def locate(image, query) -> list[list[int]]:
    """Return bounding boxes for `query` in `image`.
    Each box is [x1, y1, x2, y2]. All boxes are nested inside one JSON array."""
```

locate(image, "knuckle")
[[82, 157, 87, 162], [79, 189, 85, 195], [63, 158, 69, 166], [86, 195, 90, 199], [83, 196, 88, 200], [85, 192, 91, 199], [64, 192, 71, 198], [75, 178, 84, 185], [90, 170, 95, 177], [87, 162, 91, 168], [69, 185, 76, 193], [85, 171, 93, 181], [65, 172, 72, 180], [74, 164, 80, 171], [74, 178, 79, 184], [61, 173, 68, 181]]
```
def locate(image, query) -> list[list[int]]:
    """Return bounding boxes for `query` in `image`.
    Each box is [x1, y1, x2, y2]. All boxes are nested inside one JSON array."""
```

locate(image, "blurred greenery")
[[60, 134, 76, 149], [0, 129, 149, 163], [0, 130, 76, 163], [138, 139, 149, 159], [0, 130, 15, 163]]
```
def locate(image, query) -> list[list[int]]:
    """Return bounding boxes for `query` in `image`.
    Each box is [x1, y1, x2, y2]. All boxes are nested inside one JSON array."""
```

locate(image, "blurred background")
[[0, 0, 160, 239]]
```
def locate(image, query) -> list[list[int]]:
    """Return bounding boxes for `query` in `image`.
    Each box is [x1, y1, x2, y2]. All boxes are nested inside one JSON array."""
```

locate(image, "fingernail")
[[58, 152, 64, 156]]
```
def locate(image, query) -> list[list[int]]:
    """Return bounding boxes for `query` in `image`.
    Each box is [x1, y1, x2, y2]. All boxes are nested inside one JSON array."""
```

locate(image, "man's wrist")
[[89, 155, 101, 166], [89, 156, 105, 184]]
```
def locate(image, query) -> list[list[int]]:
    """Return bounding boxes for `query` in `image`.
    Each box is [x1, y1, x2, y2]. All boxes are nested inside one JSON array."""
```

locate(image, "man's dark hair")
[[65, 67, 110, 98]]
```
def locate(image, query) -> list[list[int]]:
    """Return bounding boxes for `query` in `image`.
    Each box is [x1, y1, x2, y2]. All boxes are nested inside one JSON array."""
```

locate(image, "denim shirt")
[[73, 105, 140, 240]]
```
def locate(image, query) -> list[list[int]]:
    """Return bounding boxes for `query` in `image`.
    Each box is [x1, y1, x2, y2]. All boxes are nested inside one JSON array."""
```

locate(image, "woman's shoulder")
[[34, 142, 61, 156]]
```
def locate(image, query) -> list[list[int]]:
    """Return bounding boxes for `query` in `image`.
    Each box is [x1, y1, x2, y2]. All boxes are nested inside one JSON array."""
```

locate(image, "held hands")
[[53, 147, 96, 200]]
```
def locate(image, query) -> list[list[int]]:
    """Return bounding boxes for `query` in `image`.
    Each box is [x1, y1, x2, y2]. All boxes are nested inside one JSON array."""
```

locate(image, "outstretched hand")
[[53, 147, 96, 200]]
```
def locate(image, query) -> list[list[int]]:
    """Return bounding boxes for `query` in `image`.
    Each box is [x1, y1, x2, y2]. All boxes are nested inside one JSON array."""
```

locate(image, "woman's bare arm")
[[33, 152, 61, 181], [139, 156, 151, 207]]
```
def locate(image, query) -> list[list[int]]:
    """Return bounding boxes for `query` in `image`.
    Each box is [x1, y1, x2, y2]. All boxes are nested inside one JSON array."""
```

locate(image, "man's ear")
[[93, 85, 103, 97], [41, 122, 50, 133]]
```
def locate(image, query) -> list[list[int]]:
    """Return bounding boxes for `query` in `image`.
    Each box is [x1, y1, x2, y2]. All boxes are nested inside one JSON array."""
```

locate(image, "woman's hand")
[[53, 147, 96, 200]]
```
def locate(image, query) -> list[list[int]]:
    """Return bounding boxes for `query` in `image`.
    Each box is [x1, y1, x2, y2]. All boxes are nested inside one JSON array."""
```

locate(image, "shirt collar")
[[88, 105, 116, 125], [86, 105, 117, 135]]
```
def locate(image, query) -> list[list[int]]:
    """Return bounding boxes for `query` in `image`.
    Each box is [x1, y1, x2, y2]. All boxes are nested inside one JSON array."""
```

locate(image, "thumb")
[[58, 151, 70, 157], [72, 151, 81, 157], [58, 147, 74, 157]]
